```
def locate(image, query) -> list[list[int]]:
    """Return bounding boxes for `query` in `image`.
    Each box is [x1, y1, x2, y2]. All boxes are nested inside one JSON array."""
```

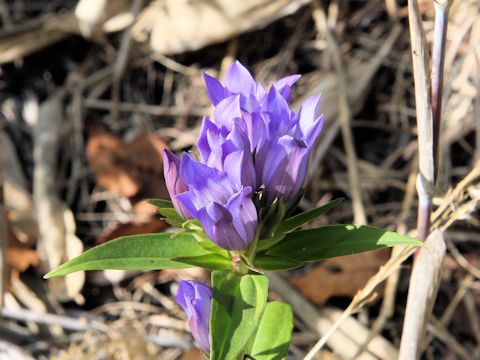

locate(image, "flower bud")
[[162, 149, 191, 219], [176, 280, 212, 352]]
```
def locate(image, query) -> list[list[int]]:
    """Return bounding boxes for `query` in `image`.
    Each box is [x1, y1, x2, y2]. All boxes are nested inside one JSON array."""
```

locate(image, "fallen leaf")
[[132, 0, 309, 54], [75, 0, 131, 37], [289, 249, 390, 305], [6, 226, 39, 274], [86, 121, 169, 200], [97, 219, 168, 244], [181, 348, 204, 360], [86, 123, 171, 243]]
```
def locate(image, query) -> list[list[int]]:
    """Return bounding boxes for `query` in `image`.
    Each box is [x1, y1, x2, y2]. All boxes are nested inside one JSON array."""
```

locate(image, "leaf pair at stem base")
[[210, 271, 292, 360]]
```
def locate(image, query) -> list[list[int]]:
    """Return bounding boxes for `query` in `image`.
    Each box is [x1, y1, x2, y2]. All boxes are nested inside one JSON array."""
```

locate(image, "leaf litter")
[[0, 0, 478, 359]]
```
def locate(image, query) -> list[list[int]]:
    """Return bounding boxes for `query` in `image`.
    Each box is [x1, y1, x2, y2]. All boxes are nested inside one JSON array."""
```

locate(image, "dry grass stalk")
[[0, 127, 6, 307], [431, 1, 452, 177], [311, 0, 366, 225], [303, 244, 416, 360], [0, 12, 78, 64], [267, 271, 398, 360], [432, 160, 480, 230], [399, 229, 447, 359], [33, 93, 85, 303], [476, 55, 480, 161], [302, 185, 476, 359], [409, 0, 434, 242], [110, 0, 144, 121], [398, 0, 452, 357], [303, 106, 477, 359], [352, 158, 419, 358]]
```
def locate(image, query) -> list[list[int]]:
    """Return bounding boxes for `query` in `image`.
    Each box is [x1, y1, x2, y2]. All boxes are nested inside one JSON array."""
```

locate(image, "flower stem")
[[232, 251, 249, 275]]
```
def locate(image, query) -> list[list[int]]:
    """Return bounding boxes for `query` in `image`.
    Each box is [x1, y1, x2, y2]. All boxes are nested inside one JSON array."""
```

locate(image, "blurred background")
[[0, 0, 479, 359]]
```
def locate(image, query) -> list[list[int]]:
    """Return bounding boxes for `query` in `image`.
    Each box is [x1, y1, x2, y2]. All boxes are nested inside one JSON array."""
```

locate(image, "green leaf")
[[276, 198, 344, 235], [156, 208, 184, 227], [44, 232, 215, 278], [255, 235, 286, 253], [147, 199, 185, 227], [174, 254, 232, 270], [182, 219, 204, 232], [196, 239, 231, 258], [147, 199, 174, 208], [210, 271, 269, 360], [266, 224, 423, 262], [248, 302, 293, 360], [254, 254, 304, 271], [258, 198, 286, 239]]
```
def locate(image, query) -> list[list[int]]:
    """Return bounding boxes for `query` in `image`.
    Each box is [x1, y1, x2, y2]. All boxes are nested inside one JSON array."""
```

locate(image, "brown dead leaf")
[[6, 226, 39, 273], [87, 123, 171, 244], [289, 249, 390, 305], [97, 219, 168, 244], [86, 121, 169, 200], [181, 348, 204, 360], [96, 199, 168, 243]]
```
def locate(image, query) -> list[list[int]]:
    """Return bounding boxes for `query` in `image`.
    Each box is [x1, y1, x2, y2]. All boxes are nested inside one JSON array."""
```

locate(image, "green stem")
[[245, 224, 262, 261], [231, 251, 249, 275]]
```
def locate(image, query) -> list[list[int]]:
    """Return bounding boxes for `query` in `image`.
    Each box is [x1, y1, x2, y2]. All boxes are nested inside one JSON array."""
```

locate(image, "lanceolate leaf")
[[196, 238, 231, 259], [148, 199, 185, 227], [276, 198, 344, 235], [210, 271, 268, 360], [174, 254, 232, 270], [44, 232, 214, 278], [147, 199, 174, 208], [157, 207, 184, 227], [248, 302, 293, 360], [266, 224, 423, 262], [254, 254, 304, 271]]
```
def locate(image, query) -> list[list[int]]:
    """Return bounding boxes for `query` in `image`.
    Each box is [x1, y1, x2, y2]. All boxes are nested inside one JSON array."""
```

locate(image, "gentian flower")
[[176, 280, 212, 352], [162, 149, 191, 219], [203, 60, 300, 109], [163, 60, 323, 247], [197, 117, 256, 189], [203, 61, 301, 151], [202, 62, 324, 206], [176, 155, 258, 250], [256, 88, 324, 205]]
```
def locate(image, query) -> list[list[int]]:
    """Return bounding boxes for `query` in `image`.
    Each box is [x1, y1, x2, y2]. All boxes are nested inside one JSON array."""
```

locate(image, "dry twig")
[[311, 0, 366, 225]]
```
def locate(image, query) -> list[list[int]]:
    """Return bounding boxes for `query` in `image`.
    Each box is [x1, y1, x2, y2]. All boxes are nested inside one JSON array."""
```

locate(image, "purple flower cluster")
[[163, 61, 324, 251]]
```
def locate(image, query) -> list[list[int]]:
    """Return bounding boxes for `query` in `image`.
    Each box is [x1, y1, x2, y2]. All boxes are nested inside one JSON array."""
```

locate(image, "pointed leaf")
[[44, 232, 214, 278], [276, 198, 344, 235], [255, 235, 286, 253], [248, 302, 293, 360], [266, 224, 423, 262], [174, 254, 232, 270], [157, 207, 184, 227], [182, 219, 204, 232], [196, 238, 231, 259], [148, 199, 174, 208], [210, 271, 268, 360], [254, 254, 303, 271]]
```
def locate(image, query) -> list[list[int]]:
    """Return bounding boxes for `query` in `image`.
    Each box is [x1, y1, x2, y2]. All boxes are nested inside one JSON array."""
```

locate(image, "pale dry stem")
[[311, 0, 367, 225]]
